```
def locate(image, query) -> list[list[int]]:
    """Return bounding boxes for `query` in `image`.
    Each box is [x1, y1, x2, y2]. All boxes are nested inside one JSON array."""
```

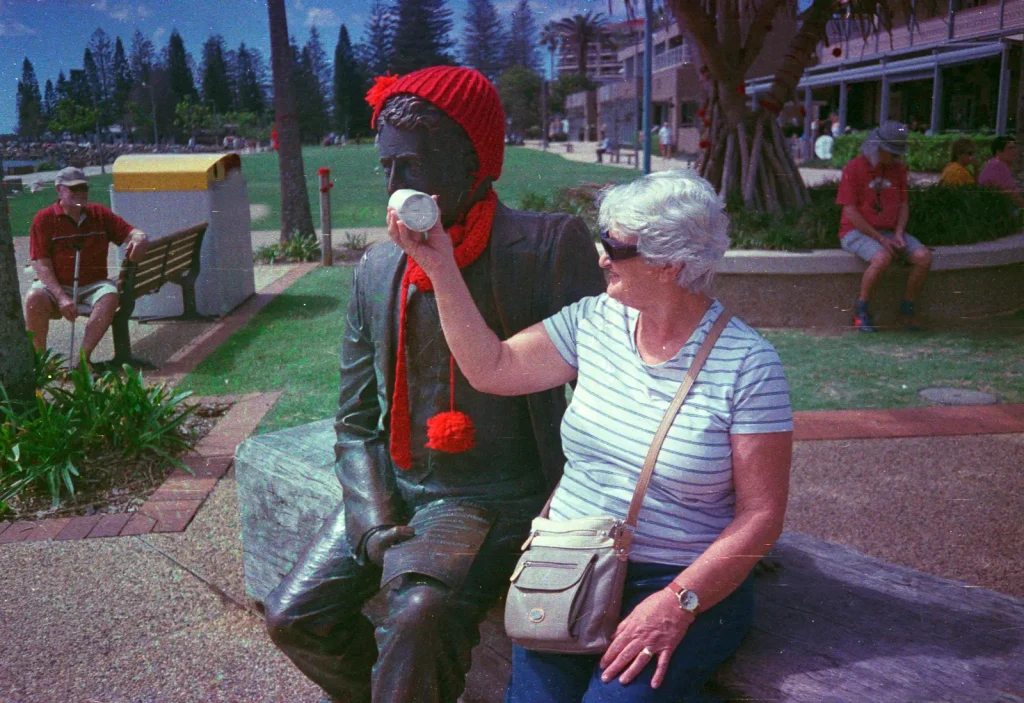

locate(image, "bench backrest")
[[117, 222, 207, 299]]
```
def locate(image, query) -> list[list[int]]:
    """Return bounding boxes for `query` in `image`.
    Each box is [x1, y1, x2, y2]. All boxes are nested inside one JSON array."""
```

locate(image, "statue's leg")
[[372, 574, 486, 703], [264, 504, 381, 703], [371, 515, 529, 703]]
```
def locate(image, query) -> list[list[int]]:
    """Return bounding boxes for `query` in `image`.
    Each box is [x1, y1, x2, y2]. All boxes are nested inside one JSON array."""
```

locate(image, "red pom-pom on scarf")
[[699, 139, 710, 149], [426, 411, 476, 454], [832, 47, 843, 57]]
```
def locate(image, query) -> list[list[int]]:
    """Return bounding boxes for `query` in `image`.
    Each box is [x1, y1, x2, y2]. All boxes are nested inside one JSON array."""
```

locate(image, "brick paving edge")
[[0, 391, 281, 546]]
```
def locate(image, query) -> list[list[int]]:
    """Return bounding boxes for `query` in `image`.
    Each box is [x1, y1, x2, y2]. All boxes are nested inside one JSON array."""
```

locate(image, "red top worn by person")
[[24, 166, 148, 365]]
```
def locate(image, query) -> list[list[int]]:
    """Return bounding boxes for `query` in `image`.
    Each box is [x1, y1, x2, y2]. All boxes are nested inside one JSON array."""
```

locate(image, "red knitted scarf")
[[389, 189, 497, 469]]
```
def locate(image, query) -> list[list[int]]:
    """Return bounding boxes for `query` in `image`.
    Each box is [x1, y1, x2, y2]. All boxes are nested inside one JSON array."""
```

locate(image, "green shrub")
[[729, 184, 1019, 250], [0, 352, 196, 513], [342, 231, 368, 251], [828, 132, 995, 172], [254, 233, 322, 263]]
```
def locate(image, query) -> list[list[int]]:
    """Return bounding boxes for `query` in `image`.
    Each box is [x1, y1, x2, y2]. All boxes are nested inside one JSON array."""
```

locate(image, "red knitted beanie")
[[366, 66, 505, 187]]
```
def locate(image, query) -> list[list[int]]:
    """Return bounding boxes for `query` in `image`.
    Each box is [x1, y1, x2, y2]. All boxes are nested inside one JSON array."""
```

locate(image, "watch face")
[[679, 589, 699, 612]]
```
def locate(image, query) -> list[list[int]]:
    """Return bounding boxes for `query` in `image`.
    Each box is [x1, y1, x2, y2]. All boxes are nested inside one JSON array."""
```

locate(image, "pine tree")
[[235, 42, 267, 115], [391, 0, 455, 74], [334, 24, 368, 137], [112, 37, 133, 126], [166, 29, 198, 106], [504, 0, 540, 72], [293, 36, 331, 143], [129, 30, 156, 84], [305, 27, 332, 105], [88, 28, 115, 123], [43, 79, 57, 124], [17, 58, 44, 138], [358, 0, 393, 78], [463, 0, 504, 81], [201, 34, 234, 116]]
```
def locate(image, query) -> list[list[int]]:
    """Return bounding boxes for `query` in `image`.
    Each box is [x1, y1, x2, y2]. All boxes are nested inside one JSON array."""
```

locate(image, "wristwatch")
[[666, 582, 700, 615]]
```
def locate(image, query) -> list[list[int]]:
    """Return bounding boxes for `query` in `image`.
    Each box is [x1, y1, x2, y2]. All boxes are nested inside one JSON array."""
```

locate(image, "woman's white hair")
[[597, 169, 730, 294]]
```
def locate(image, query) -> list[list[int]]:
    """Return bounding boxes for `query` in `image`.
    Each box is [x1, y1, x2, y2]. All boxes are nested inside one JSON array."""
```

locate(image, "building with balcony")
[[744, 0, 1024, 138]]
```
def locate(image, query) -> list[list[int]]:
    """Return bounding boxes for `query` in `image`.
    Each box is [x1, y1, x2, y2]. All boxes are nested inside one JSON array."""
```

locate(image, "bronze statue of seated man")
[[263, 66, 605, 703]]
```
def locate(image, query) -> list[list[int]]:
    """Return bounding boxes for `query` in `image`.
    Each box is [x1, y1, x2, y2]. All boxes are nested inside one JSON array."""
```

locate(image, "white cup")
[[388, 189, 439, 235]]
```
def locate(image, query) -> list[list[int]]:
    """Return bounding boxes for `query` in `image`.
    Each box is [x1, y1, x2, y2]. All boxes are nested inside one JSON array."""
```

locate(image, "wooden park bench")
[[236, 420, 1024, 702], [610, 148, 637, 167], [109, 222, 208, 368]]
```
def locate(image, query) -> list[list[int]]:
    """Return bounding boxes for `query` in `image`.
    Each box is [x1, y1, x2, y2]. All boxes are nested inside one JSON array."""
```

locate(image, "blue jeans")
[[505, 562, 754, 703]]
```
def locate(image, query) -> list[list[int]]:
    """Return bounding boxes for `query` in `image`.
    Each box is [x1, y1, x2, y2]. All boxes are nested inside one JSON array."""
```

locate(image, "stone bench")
[[236, 420, 1024, 702]]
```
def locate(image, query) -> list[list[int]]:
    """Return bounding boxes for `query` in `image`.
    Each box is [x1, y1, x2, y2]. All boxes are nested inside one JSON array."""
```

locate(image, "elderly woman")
[[387, 170, 793, 702]]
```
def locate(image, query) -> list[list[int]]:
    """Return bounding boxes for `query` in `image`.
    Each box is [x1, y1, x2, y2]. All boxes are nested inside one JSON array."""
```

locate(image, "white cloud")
[[306, 7, 340, 28], [91, 0, 144, 23], [137, 4, 152, 19], [152, 26, 167, 43], [0, 20, 35, 37]]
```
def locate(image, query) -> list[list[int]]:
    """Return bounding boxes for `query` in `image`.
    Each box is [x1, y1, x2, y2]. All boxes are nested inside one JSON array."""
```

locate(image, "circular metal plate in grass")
[[919, 387, 998, 406]]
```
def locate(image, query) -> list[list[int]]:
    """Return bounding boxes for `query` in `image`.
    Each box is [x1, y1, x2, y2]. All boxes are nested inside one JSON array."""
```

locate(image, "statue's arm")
[[334, 260, 403, 560]]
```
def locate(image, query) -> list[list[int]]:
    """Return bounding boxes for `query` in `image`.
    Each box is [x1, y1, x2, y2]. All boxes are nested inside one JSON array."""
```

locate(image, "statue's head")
[[367, 66, 505, 228]]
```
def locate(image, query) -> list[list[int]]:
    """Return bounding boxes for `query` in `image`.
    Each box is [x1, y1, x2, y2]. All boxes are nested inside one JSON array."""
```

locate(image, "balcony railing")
[[819, 0, 1024, 65], [653, 45, 690, 72], [598, 80, 638, 102]]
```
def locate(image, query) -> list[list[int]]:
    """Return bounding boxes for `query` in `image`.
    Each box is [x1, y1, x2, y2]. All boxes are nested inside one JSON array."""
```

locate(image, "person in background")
[[658, 122, 674, 158], [24, 167, 148, 365], [836, 121, 932, 332], [939, 138, 977, 186], [977, 136, 1024, 207]]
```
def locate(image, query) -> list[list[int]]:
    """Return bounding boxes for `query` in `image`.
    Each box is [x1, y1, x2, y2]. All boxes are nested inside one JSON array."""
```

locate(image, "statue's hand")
[[365, 525, 416, 566]]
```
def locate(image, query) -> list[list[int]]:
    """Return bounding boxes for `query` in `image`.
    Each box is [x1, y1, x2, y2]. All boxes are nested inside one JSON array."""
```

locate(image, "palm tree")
[[0, 157, 35, 405], [539, 21, 560, 80], [550, 12, 609, 78], [266, 0, 316, 241]]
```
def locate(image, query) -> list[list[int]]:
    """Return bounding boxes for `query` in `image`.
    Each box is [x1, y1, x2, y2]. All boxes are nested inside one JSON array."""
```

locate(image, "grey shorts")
[[30, 279, 118, 314], [841, 229, 926, 263]]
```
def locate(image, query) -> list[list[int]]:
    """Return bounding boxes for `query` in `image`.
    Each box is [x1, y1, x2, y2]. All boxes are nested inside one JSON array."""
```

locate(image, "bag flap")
[[512, 550, 594, 591]]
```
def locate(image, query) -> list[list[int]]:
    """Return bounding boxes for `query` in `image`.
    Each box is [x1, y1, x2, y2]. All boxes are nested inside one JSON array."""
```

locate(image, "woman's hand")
[[386, 196, 455, 281], [599, 588, 695, 689]]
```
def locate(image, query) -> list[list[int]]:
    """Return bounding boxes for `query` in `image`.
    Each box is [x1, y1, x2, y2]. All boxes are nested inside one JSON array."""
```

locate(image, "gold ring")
[[640, 646, 655, 658]]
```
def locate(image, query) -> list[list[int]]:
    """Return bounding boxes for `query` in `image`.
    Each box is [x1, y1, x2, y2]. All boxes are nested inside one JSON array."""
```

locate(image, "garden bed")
[[2, 398, 232, 522]]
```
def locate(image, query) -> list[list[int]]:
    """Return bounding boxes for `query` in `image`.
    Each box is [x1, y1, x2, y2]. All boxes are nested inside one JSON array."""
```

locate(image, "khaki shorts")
[[30, 279, 118, 315]]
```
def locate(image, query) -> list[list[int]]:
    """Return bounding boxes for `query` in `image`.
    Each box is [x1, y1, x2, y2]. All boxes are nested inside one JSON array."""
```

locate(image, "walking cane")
[[52, 232, 101, 368]]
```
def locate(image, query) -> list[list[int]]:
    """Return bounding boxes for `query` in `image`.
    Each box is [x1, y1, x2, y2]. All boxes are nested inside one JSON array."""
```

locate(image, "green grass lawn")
[[8, 146, 633, 236], [175, 264, 1024, 434]]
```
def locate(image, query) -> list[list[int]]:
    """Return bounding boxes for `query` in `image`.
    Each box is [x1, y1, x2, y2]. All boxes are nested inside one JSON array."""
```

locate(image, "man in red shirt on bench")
[[836, 121, 932, 331], [24, 167, 148, 364]]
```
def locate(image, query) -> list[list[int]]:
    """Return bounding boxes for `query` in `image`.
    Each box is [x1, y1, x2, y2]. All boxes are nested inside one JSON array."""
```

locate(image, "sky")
[[0, 0, 633, 135]]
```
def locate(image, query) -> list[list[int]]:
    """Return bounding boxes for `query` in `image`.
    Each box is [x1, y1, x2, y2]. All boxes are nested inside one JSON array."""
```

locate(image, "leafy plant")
[[342, 231, 368, 251], [253, 233, 322, 263], [0, 355, 196, 513]]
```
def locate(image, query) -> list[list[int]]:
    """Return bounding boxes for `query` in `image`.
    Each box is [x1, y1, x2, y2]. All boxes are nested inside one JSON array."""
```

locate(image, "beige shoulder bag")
[[505, 311, 733, 654]]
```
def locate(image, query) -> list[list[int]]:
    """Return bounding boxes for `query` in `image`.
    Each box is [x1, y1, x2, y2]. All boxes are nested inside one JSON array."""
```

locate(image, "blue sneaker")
[[900, 300, 921, 331], [854, 311, 876, 332]]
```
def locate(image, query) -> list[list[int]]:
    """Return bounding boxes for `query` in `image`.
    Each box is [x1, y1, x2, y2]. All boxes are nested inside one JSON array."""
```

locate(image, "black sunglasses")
[[66, 185, 89, 193], [599, 230, 640, 262]]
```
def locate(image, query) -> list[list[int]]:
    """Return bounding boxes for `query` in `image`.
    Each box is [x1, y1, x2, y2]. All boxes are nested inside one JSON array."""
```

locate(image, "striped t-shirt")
[[542, 295, 793, 566]]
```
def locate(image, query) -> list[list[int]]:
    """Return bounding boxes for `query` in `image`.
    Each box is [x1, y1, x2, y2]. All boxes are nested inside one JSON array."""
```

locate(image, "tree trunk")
[[671, 0, 835, 213], [267, 0, 316, 242], [0, 158, 36, 405]]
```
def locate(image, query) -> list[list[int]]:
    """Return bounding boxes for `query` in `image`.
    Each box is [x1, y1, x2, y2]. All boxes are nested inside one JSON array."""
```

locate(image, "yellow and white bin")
[[110, 153, 255, 319]]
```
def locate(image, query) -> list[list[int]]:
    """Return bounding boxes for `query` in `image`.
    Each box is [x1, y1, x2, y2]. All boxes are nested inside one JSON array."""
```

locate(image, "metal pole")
[[541, 78, 549, 150], [642, 0, 654, 174], [803, 86, 813, 162], [318, 168, 333, 266], [880, 68, 890, 123], [997, 42, 1011, 136], [838, 79, 848, 134], [930, 57, 943, 134]]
